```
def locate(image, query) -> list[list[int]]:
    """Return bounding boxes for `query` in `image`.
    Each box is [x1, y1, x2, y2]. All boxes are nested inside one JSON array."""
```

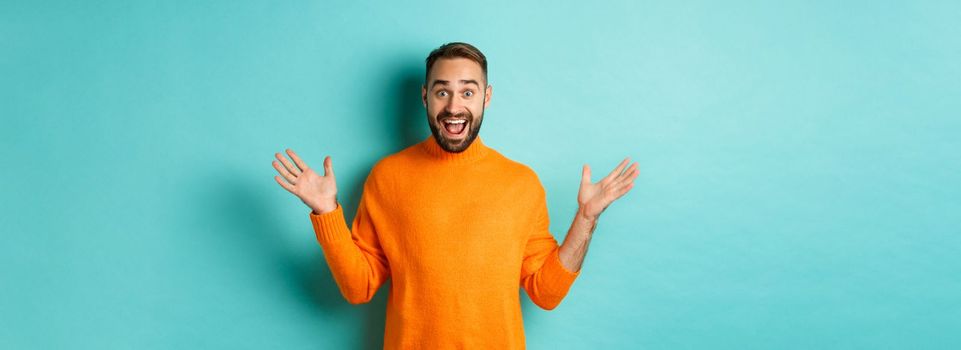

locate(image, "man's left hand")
[[577, 157, 640, 221]]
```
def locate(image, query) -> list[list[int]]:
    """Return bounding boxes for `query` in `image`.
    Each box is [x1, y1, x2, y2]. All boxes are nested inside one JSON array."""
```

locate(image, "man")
[[272, 42, 639, 349]]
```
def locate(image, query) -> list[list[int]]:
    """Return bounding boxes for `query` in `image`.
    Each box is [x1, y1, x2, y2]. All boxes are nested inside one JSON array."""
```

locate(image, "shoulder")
[[371, 142, 420, 174], [487, 149, 546, 193], [363, 143, 421, 187]]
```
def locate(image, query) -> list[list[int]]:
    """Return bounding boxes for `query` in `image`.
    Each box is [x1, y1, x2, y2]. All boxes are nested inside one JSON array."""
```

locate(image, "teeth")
[[444, 119, 466, 124]]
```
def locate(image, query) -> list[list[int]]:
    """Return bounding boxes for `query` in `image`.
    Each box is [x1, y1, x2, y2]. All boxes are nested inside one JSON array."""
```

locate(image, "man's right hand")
[[272, 149, 338, 215]]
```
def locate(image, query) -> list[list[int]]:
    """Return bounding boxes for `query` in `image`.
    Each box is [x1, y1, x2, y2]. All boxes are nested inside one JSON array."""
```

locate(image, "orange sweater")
[[309, 135, 580, 349]]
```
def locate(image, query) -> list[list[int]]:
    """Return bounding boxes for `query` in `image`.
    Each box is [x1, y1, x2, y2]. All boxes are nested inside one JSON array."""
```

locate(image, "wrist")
[[576, 205, 599, 223], [310, 198, 338, 215]]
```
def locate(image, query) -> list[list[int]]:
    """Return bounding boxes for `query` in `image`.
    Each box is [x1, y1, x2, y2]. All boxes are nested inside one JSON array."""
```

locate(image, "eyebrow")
[[430, 79, 481, 89]]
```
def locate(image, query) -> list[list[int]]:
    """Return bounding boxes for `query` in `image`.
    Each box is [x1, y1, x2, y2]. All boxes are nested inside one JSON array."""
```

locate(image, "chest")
[[383, 174, 533, 275]]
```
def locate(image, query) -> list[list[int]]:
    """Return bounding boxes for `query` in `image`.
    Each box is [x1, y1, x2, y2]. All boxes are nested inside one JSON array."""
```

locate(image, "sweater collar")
[[421, 135, 491, 163]]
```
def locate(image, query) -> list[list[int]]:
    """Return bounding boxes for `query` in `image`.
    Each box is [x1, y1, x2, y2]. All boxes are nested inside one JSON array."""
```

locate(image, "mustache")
[[436, 110, 472, 122]]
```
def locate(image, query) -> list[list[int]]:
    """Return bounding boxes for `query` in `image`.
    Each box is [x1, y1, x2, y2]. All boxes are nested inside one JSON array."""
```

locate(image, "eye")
[[464, 91, 474, 97], [437, 90, 448, 97]]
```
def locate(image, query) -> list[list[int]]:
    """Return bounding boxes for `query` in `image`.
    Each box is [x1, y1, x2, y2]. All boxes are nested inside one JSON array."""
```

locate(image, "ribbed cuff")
[[309, 203, 352, 248], [541, 248, 580, 292]]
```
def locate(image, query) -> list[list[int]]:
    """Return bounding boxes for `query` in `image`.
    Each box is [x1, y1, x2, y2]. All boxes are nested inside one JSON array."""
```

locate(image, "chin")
[[427, 113, 484, 153]]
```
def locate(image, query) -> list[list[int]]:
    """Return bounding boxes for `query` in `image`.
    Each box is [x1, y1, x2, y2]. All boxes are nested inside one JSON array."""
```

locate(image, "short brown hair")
[[424, 42, 488, 85]]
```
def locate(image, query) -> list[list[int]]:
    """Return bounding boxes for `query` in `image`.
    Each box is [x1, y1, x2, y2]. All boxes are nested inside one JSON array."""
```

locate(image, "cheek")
[[472, 100, 485, 112], [426, 105, 440, 118]]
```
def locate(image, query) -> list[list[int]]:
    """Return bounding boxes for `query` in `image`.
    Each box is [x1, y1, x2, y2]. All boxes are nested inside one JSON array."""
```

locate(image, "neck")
[[421, 135, 490, 163]]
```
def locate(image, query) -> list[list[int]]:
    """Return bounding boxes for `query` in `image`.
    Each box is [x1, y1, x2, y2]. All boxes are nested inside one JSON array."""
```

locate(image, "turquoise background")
[[3, 1, 960, 349]]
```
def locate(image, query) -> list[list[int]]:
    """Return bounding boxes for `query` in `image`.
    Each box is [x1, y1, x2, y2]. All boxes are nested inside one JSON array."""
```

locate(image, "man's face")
[[422, 57, 492, 153]]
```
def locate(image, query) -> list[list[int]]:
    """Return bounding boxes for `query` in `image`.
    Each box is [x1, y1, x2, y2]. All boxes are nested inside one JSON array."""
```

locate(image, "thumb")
[[324, 156, 335, 177], [581, 164, 591, 186]]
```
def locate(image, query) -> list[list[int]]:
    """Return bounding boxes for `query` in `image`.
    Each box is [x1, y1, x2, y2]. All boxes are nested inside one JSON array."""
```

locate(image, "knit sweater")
[[309, 135, 581, 349]]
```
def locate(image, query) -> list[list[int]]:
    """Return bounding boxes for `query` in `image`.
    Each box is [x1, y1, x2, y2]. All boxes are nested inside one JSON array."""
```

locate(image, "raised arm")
[[558, 157, 639, 272], [519, 158, 639, 310], [272, 149, 390, 304]]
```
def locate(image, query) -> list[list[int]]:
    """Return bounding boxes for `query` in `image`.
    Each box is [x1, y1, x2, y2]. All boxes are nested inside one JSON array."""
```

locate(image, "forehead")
[[428, 57, 486, 85]]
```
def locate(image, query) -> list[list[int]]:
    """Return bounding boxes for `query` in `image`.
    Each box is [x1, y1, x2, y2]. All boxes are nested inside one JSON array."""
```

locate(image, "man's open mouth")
[[442, 118, 468, 137]]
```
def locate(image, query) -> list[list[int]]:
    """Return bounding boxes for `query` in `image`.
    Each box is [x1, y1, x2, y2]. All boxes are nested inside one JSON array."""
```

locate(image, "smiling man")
[[423, 51, 487, 153], [272, 42, 639, 349]]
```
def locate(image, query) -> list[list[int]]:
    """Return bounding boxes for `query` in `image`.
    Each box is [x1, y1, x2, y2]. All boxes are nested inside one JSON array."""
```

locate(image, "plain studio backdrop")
[[2, 1, 959, 349]]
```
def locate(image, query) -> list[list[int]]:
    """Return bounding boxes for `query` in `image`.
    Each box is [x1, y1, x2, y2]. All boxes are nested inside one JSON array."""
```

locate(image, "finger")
[[323, 156, 335, 177], [581, 165, 591, 186], [601, 157, 630, 183], [276, 152, 301, 176], [272, 160, 297, 184], [610, 179, 636, 199], [614, 181, 635, 198], [624, 162, 639, 177], [615, 163, 640, 183], [286, 149, 310, 172], [614, 165, 640, 188], [274, 175, 295, 193]]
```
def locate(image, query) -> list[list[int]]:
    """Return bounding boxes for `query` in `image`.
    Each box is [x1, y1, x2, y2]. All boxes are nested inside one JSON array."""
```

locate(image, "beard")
[[427, 107, 484, 153]]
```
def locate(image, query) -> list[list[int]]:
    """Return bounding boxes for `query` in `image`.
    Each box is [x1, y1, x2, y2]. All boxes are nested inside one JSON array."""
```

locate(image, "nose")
[[443, 95, 465, 115]]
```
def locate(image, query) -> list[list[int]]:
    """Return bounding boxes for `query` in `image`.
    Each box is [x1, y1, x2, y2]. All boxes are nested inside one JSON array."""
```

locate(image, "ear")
[[484, 84, 493, 109], [421, 84, 428, 108]]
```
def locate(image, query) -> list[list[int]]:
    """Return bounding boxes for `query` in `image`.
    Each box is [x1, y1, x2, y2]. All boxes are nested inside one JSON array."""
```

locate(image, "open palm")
[[272, 149, 338, 214], [578, 157, 640, 219]]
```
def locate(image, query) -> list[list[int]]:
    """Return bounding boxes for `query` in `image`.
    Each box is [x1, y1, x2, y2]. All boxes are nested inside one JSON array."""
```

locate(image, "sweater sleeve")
[[519, 181, 580, 310], [310, 187, 390, 305]]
